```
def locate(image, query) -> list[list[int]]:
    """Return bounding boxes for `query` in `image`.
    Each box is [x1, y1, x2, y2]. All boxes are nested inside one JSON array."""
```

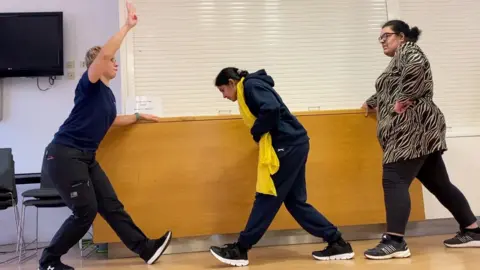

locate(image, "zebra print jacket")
[[366, 41, 447, 164]]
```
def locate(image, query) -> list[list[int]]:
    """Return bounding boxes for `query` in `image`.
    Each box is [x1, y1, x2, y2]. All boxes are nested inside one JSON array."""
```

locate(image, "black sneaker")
[[38, 261, 74, 270], [140, 231, 173, 265], [209, 242, 249, 267], [364, 234, 411, 260], [312, 238, 355, 261], [444, 230, 480, 248]]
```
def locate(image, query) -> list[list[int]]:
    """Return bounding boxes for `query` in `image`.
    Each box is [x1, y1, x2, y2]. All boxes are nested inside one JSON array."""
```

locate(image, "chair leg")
[[14, 205, 20, 253], [35, 207, 39, 254], [79, 238, 83, 257], [16, 202, 26, 254], [10, 193, 21, 254], [0, 195, 21, 265], [18, 199, 26, 264]]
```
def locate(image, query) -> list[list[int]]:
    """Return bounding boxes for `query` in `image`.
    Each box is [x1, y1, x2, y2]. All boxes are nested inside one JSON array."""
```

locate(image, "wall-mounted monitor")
[[0, 12, 64, 78]]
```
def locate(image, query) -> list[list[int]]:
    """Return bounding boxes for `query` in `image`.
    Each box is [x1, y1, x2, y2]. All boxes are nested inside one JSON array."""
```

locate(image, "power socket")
[[66, 61, 75, 69], [67, 72, 75, 80], [80, 61, 86, 68]]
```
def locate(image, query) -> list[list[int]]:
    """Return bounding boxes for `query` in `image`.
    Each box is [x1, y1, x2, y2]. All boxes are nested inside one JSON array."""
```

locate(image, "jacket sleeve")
[[246, 82, 281, 142], [396, 48, 428, 103]]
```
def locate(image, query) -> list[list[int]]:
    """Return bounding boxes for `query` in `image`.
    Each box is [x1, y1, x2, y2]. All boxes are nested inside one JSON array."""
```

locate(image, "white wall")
[[0, 0, 121, 245], [423, 137, 480, 219]]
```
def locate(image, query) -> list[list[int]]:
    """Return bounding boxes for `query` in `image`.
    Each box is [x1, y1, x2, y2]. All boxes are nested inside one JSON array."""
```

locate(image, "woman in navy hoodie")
[[209, 67, 354, 266]]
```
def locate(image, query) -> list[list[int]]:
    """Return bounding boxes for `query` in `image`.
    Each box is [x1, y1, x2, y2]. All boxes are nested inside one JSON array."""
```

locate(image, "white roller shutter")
[[396, 0, 480, 136], [124, 0, 389, 117]]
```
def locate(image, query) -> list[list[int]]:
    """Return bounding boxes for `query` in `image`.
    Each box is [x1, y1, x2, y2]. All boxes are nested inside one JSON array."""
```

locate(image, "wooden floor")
[[1, 235, 479, 269]]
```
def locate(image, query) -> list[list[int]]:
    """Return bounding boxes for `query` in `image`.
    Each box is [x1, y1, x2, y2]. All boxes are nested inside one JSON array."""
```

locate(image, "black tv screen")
[[0, 12, 64, 78]]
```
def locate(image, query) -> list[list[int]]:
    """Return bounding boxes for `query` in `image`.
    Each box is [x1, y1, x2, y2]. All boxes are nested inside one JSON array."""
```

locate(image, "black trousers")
[[39, 143, 151, 265], [238, 142, 341, 249], [383, 151, 477, 234]]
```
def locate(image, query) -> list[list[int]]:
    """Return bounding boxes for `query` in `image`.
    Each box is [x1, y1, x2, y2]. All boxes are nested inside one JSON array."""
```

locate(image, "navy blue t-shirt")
[[52, 71, 117, 152]]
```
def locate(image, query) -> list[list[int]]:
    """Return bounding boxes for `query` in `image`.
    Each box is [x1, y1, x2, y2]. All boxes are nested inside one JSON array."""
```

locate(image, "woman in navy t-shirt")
[[38, 3, 172, 270]]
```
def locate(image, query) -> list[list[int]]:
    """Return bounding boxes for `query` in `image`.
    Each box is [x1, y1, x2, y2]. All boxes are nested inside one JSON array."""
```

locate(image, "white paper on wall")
[[126, 95, 163, 116]]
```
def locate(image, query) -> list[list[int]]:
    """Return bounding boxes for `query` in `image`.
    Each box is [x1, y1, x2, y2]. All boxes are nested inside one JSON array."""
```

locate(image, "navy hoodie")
[[243, 69, 309, 147]]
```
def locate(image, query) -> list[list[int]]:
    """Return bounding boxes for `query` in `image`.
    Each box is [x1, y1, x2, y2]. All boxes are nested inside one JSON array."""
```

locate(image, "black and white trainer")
[[364, 234, 411, 260], [444, 230, 480, 248], [38, 261, 74, 270], [140, 230, 173, 265], [210, 242, 249, 267], [312, 238, 355, 261]]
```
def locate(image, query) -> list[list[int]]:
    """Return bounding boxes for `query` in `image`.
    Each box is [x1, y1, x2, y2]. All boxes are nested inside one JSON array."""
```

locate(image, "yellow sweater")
[[237, 77, 279, 196]]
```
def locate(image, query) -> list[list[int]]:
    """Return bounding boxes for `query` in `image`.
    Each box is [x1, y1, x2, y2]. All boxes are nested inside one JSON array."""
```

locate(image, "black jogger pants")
[[39, 143, 152, 266]]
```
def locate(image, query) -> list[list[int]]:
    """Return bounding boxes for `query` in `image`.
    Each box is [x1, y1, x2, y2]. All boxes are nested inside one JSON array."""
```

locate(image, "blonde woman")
[[38, 3, 171, 269]]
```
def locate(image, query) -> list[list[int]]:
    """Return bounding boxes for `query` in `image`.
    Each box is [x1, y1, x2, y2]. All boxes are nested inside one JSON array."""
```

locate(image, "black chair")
[[0, 148, 20, 264], [17, 167, 66, 263]]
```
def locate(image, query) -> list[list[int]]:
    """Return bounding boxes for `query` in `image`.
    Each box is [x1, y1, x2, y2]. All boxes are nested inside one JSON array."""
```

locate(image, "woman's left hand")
[[139, 113, 161, 122], [394, 100, 413, 114]]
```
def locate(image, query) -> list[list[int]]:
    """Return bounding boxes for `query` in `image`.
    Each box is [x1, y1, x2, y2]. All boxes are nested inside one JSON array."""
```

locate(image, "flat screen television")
[[0, 12, 64, 78]]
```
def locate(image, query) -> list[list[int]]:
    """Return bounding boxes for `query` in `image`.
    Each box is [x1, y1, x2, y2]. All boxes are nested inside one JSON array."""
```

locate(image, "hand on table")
[[139, 113, 161, 122], [361, 102, 377, 117]]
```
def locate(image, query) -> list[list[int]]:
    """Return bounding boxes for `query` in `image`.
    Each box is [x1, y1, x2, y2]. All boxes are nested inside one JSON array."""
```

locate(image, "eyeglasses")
[[378, 32, 397, 42]]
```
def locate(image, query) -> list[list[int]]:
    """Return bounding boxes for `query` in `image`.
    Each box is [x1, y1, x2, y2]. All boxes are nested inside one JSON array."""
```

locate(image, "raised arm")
[[246, 83, 281, 142], [88, 2, 137, 83], [396, 48, 429, 103]]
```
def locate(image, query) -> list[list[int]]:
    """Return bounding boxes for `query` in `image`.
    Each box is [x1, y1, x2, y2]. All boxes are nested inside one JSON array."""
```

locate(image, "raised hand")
[[126, 1, 138, 28]]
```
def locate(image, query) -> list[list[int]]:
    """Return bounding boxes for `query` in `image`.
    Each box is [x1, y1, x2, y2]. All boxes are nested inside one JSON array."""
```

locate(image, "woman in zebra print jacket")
[[362, 20, 479, 260]]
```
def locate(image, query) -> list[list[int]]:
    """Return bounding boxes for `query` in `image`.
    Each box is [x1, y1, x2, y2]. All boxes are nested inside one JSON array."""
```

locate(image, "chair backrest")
[[0, 148, 17, 202]]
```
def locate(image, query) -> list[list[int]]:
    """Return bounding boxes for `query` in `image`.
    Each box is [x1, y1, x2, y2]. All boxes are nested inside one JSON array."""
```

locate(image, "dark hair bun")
[[237, 69, 249, 77], [215, 67, 249, 86], [409, 26, 422, 42]]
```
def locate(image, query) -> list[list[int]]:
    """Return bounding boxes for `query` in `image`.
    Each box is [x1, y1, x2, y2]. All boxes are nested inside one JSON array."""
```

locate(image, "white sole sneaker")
[[209, 249, 249, 267], [444, 241, 480, 248], [364, 249, 411, 260], [313, 252, 355, 261], [147, 231, 173, 265]]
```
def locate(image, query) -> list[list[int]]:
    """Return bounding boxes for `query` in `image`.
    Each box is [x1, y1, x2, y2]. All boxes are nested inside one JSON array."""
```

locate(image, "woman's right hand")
[[125, 1, 138, 29], [361, 102, 376, 116]]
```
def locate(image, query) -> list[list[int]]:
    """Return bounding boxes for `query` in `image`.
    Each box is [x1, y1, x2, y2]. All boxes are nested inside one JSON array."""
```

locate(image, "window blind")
[[397, 0, 480, 136], [127, 0, 389, 117]]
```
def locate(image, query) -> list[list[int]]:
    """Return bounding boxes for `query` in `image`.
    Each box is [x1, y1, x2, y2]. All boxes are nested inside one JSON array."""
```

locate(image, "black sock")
[[464, 227, 480, 234], [387, 234, 404, 243]]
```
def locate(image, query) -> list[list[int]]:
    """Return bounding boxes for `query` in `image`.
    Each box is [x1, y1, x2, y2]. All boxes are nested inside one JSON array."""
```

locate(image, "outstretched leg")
[[282, 143, 354, 260], [39, 144, 97, 270], [416, 151, 479, 248], [209, 143, 309, 266], [90, 161, 172, 264]]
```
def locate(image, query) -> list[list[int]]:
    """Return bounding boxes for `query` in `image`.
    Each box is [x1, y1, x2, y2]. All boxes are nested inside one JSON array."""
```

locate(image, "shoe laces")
[[321, 241, 337, 252], [223, 242, 239, 249], [220, 242, 241, 257], [454, 230, 470, 238]]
